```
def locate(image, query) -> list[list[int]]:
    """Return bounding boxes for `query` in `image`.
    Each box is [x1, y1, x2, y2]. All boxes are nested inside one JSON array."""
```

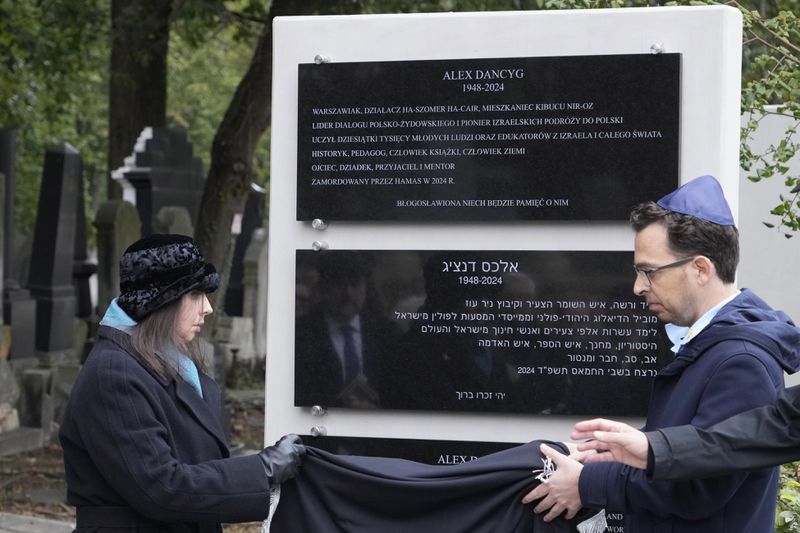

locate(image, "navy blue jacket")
[[59, 326, 270, 532], [579, 289, 800, 532]]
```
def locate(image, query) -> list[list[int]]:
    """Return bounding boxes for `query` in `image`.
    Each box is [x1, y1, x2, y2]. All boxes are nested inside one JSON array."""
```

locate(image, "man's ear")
[[692, 255, 715, 284]]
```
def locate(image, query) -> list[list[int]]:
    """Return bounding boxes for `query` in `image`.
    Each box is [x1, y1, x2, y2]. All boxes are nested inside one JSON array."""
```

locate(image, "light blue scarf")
[[100, 298, 137, 331], [665, 290, 741, 355], [165, 345, 204, 398], [100, 298, 204, 397]]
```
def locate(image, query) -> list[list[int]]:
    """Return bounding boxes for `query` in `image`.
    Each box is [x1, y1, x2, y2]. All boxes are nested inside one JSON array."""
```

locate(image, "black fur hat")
[[117, 234, 219, 321]]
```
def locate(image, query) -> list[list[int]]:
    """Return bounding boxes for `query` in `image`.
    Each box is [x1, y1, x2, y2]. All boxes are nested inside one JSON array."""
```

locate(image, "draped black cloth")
[[269, 441, 603, 533]]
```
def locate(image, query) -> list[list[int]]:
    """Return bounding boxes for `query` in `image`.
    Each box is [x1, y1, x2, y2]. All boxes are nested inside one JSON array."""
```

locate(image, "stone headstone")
[[0, 359, 20, 406], [0, 324, 9, 360], [12, 233, 31, 288], [0, 130, 36, 361], [111, 127, 204, 236], [27, 144, 80, 355], [225, 184, 266, 316], [0, 170, 3, 324], [0, 357, 20, 434], [73, 317, 88, 362], [244, 228, 268, 360], [153, 205, 194, 236], [218, 316, 255, 367], [19, 368, 54, 441], [73, 169, 97, 318], [0, 128, 16, 294], [0, 402, 19, 433], [212, 340, 231, 442], [3, 290, 35, 360], [94, 200, 140, 315]]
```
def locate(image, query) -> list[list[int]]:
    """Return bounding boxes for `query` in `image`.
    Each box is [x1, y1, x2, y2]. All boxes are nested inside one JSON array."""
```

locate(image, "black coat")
[[59, 326, 269, 532], [648, 383, 800, 479]]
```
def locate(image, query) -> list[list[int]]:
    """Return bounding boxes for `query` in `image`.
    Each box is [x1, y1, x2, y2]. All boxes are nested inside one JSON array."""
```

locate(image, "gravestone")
[[94, 200, 141, 315], [215, 316, 256, 370], [244, 228, 268, 360], [18, 368, 54, 441], [0, 324, 8, 360], [0, 128, 36, 361], [73, 159, 97, 319], [0, 128, 13, 307], [0, 359, 20, 433], [111, 127, 204, 236], [0, 133, 49, 454], [0, 172, 5, 364], [225, 183, 266, 316], [2, 290, 36, 360], [0, 170, 3, 323], [27, 143, 81, 360], [153, 206, 194, 236]]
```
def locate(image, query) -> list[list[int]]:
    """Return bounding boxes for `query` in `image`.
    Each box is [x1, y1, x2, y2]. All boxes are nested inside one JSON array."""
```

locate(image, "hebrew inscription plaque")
[[294, 249, 671, 415]]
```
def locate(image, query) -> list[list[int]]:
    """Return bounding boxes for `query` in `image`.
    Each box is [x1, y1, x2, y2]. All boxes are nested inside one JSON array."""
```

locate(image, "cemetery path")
[[0, 388, 266, 533]]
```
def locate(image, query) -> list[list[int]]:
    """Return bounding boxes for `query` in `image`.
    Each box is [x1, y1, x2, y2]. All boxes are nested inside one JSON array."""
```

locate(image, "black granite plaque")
[[294, 249, 671, 416], [297, 54, 680, 221]]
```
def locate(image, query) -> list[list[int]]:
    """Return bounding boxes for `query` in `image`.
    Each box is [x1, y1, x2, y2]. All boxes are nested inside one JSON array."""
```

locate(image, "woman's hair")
[[130, 295, 207, 381]]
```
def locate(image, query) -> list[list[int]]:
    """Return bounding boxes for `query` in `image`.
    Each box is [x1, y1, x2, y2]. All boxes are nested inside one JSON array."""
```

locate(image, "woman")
[[59, 234, 304, 532]]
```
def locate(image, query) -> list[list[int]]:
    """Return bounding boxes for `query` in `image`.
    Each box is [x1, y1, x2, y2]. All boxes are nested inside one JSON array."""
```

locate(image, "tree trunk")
[[192, 13, 273, 310], [194, 0, 364, 312], [107, 0, 172, 199]]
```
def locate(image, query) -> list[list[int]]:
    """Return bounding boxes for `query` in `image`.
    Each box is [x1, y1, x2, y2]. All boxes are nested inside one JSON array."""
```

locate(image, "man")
[[295, 251, 400, 408], [571, 381, 800, 480], [524, 175, 800, 532]]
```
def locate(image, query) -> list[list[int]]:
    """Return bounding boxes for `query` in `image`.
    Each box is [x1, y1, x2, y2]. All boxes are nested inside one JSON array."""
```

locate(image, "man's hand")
[[571, 418, 649, 469], [522, 444, 583, 522], [564, 441, 596, 463]]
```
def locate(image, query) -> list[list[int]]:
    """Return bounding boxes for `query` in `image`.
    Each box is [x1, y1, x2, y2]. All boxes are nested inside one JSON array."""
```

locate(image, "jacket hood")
[[679, 288, 800, 374]]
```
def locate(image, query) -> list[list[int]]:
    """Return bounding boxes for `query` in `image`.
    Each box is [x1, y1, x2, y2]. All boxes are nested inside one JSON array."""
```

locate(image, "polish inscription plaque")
[[297, 54, 680, 221], [294, 249, 672, 415]]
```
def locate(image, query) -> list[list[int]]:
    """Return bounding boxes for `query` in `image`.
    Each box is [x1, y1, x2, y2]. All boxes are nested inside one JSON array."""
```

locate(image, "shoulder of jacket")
[[692, 343, 783, 395], [87, 333, 169, 386], [696, 338, 775, 366]]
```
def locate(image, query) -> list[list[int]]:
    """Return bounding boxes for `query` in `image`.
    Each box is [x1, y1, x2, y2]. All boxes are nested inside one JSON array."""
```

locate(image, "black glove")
[[258, 434, 306, 485]]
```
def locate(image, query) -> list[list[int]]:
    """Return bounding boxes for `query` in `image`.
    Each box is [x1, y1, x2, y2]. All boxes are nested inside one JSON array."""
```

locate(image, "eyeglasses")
[[633, 257, 694, 286]]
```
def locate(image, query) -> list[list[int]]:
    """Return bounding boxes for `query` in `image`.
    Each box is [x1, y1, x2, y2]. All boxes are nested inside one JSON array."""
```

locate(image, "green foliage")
[[358, 0, 542, 11], [167, 15, 260, 181], [0, 0, 270, 237], [544, 0, 800, 236], [733, 2, 800, 237], [543, 0, 655, 10], [777, 462, 800, 532], [0, 0, 109, 238], [172, 0, 267, 45], [3, 0, 797, 239]]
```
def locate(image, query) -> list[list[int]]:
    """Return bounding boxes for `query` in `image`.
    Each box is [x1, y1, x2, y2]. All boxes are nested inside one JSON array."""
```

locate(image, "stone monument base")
[[0, 426, 44, 457]]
